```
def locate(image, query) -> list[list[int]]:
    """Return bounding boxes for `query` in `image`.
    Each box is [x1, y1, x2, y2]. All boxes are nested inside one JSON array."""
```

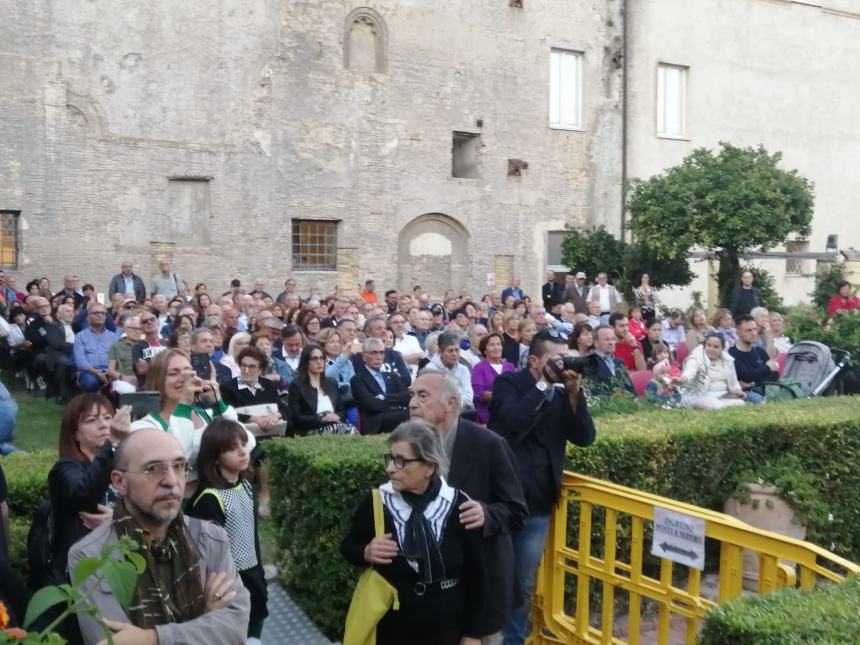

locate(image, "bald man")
[[68, 430, 250, 645]]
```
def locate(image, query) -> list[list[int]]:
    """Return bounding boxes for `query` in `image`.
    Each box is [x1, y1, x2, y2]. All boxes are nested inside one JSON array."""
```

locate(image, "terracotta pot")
[[723, 483, 806, 591]]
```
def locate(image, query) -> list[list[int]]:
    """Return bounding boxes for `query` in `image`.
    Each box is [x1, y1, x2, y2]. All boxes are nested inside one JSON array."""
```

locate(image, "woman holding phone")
[[129, 348, 256, 494]]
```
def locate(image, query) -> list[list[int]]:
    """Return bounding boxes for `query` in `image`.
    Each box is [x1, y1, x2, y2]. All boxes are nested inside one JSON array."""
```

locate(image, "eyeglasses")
[[365, 350, 385, 356], [239, 363, 261, 371], [119, 460, 192, 479], [308, 355, 325, 362], [90, 311, 107, 316], [125, 326, 141, 331], [141, 317, 156, 324], [384, 454, 425, 470]]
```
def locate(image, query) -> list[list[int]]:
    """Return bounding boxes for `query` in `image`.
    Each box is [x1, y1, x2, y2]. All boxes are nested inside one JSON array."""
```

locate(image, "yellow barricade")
[[528, 471, 860, 645]]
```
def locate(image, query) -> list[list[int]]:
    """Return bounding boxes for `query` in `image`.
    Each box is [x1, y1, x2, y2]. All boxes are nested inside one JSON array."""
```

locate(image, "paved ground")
[[261, 567, 332, 644]]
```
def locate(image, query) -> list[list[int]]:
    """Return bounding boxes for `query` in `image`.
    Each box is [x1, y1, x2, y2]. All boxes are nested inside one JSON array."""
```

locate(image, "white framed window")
[[657, 63, 687, 138], [549, 48, 583, 130]]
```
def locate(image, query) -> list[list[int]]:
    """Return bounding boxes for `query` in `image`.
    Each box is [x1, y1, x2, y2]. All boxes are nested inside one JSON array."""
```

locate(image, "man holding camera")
[[490, 329, 596, 645]]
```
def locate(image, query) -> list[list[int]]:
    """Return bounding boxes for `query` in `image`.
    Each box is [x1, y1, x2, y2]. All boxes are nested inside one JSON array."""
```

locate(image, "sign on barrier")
[[651, 507, 706, 570]]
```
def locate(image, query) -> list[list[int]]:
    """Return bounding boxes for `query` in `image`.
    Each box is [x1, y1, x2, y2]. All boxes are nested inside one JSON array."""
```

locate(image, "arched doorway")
[[397, 214, 469, 298]]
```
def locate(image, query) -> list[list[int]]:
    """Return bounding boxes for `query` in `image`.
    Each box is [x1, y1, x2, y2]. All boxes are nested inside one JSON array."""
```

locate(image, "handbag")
[[311, 421, 358, 436], [343, 488, 399, 645]]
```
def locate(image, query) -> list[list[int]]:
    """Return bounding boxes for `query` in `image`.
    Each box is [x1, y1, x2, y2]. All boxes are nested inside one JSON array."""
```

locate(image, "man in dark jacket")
[[350, 338, 410, 434], [107, 261, 147, 303], [490, 329, 596, 645], [410, 369, 527, 640]]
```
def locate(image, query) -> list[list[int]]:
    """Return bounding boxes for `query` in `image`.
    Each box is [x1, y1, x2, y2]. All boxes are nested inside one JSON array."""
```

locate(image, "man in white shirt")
[[661, 310, 686, 351], [587, 272, 622, 325], [388, 312, 423, 379], [425, 331, 474, 407]]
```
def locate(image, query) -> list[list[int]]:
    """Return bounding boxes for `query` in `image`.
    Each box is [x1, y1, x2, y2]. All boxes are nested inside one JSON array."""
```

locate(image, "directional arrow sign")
[[650, 507, 705, 570]]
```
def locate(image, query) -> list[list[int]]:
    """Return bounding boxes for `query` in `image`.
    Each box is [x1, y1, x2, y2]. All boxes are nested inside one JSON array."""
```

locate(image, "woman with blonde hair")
[[685, 308, 714, 349]]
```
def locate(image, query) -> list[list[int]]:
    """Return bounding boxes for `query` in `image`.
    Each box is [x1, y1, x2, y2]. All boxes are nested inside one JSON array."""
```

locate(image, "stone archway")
[[398, 214, 469, 299]]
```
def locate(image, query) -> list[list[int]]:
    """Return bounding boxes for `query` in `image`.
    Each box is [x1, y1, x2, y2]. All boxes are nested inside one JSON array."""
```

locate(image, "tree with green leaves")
[[627, 142, 814, 305], [560, 226, 694, 297]]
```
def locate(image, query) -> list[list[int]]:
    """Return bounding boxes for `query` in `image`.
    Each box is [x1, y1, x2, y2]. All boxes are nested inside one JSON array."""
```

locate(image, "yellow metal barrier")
[[528, 471, 860, 645]]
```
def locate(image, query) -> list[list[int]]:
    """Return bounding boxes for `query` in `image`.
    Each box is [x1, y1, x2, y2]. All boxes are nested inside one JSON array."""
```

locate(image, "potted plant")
[[723, 454, 828, 590]]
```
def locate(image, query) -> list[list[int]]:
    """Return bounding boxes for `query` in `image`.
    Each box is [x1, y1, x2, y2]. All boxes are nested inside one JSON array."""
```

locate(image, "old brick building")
[[0, 0, 624, 299]]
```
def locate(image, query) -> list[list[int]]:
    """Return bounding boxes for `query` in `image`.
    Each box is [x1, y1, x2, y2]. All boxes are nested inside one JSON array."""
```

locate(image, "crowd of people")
[[0, 260, 857, 644]]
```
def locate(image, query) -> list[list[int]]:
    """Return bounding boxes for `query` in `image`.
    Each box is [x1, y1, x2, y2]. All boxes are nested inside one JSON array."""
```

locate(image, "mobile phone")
[[190, 352, 212, 380], [119, 391, 162, 419]]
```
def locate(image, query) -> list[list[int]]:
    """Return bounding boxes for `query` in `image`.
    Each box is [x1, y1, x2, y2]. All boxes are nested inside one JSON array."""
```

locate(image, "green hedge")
[[267, 397, 860, 640], [699, 576, 860, 645]]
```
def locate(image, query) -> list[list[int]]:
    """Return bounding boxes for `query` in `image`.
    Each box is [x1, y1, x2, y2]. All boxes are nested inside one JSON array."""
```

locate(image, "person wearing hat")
[[430, 304, 447, 331], [562, 272, 589, 314], [108, 261, 147, 303]]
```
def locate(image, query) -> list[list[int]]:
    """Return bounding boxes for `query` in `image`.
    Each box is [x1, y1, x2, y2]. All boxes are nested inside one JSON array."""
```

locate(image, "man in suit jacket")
[[107, 261, 147, 303], [581, 325, 636, 397], [409, 369, 528, 640], [490, 329, 596, 644], [561, 271, 590, 314], [350, 338, 409, 434], [44, 303, 76, 402], [541, 270, 564, 311], [351, 316, 411, 388]]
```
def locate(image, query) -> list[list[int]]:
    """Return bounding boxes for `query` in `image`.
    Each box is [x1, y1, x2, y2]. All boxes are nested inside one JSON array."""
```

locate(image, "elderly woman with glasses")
[[220, 345, 288, 436], [287, 345, 355, 435], [341, 420, 486, 645]]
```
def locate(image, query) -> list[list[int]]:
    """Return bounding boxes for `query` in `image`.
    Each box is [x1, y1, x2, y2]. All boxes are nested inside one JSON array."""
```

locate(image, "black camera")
[[544, 354, 594, 382]]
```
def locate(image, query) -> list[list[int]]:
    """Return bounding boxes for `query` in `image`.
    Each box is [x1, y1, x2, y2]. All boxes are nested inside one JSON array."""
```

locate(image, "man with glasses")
[[108, 315, 142, 394], [69, 429, 250, 644], [132, 311, 168, 381], [108, 261, 147, 304], [73, 303, 119, 392], [350, 338, 410, 434], [490, 329, 596, 645], [388, 313, 423, 379]]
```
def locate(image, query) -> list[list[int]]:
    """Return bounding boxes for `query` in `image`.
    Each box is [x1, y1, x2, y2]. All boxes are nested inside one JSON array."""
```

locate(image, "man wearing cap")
[[562, 272, 589, 314], [541, 271, 564, 311], [108, 261, 147, 303]]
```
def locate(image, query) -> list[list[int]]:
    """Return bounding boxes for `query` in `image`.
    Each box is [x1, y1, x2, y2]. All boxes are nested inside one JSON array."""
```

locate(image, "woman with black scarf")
[[341, 420, 487, 645]]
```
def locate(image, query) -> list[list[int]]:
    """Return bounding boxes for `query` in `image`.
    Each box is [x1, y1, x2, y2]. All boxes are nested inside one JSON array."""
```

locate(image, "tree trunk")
[[717, 248, 741, 307]]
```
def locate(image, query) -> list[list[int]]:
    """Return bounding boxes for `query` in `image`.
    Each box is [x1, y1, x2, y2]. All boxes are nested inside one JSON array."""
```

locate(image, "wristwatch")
[[535, 381, 548, 393]]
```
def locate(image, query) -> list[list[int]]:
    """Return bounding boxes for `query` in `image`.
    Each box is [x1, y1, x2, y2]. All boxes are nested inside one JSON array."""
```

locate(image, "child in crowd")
[[645, 359, 682, 409], [187, 419, 268, 645], [627, 305, 647, 341], [711, 308, 738, 347], [646, 342, 672, 370]]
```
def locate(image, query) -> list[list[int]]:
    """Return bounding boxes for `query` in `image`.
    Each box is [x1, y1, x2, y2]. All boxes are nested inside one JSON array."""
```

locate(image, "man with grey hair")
[[462, 324, 488, 368], [409, 369, 526, 643], [424, 331, 474, 407], [351, 316, 411, 388], [350, 337, 410, 434], [151, 259, 182, 301]]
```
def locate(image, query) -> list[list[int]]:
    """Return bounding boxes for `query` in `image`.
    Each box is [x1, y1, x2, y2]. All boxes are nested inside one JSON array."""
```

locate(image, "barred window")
[[292, 220, 338, 270], [0, 211, 20, 269]]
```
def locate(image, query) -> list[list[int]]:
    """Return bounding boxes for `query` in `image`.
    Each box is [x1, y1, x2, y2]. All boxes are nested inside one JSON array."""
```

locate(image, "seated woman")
[[249, 333, 283, 388], [627, 306, 647, 341], [340, 420, 486, 645], [678, 333, 746, 410], [217, 331, 252, 385], [130, 348, 256, 494], [221, 345, 288, 437], [769, 311, 793, 355], [567, 322, 594, 357], [711, 308, 738, 347], [471, 333, 516, 426], [287, 345, 355, 436], [827, 280, 860, 318], [685, 308, 714, 350], [318, 327, 358, 425], [640, 319, 665, 365]]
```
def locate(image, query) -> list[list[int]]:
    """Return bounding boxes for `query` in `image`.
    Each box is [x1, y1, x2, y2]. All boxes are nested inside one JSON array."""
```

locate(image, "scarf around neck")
[[112, 498, 206, 628], [381, 476, 455, 584]]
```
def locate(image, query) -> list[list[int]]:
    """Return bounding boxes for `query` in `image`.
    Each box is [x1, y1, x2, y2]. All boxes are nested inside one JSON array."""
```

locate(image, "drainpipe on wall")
[[620, 0, 629, 243]]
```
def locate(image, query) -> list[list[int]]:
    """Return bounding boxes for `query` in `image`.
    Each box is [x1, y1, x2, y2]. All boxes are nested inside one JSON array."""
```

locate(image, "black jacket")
[[352, 348, 411, 389], [448, 420, 527, 634], [287, 375, 344, 435], [490, 369, 596, 515], [107, 273, 147, 303], [350, 367, 410, 435], [44, 321, 74, 371], [542, 281, 564, 310], [581, 354, 636, 397], [47, 442, 115, 580]]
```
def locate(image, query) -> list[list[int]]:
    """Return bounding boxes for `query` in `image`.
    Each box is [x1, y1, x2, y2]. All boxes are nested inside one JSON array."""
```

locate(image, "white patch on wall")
[[410, 232, 452, 257]]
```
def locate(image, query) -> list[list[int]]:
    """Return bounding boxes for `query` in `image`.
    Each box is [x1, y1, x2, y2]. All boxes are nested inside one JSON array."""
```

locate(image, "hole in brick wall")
[[507, 159, 528, 177], [452, 132, 481, 179], [510, 0, 523, 7]]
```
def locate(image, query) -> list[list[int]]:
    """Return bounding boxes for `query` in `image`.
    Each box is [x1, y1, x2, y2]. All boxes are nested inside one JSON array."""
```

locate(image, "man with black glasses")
[[490, 329, 596, 645], [69, 429, 250, 644]]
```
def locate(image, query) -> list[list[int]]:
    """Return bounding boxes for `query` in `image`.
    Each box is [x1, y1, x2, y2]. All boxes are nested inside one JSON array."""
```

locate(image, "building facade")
[[0, 0, 624, 299]]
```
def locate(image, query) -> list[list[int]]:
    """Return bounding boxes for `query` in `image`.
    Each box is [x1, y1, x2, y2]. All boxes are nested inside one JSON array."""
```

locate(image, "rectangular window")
[[549, 48, 583, 130], [292, 220, 338, 270], [657, 63, 687, 138], [546, 231, 567, 267], [0, 211, 20, 269], [452, 132, 481, 178], [786, 240, 810, 276]]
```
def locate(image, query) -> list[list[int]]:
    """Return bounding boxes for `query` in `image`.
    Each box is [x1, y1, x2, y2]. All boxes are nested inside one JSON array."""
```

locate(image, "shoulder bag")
[[343, 488, 399, 645]]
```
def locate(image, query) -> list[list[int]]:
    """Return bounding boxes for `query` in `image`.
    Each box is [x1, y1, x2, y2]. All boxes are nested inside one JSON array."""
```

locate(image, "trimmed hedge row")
[[698, 576, 860, 645], [266, 397, 860, 639]]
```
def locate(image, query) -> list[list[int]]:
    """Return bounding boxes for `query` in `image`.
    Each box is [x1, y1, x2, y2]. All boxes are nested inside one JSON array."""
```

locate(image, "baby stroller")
[[776, 341, 852, 398]]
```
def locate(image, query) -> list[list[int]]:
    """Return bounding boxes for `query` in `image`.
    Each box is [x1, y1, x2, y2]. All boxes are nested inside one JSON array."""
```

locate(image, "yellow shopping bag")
[[343, 488, 400, 645]]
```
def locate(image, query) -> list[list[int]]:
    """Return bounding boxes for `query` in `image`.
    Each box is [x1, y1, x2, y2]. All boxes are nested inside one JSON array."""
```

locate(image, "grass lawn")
[[2, 382, 63, 453]]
